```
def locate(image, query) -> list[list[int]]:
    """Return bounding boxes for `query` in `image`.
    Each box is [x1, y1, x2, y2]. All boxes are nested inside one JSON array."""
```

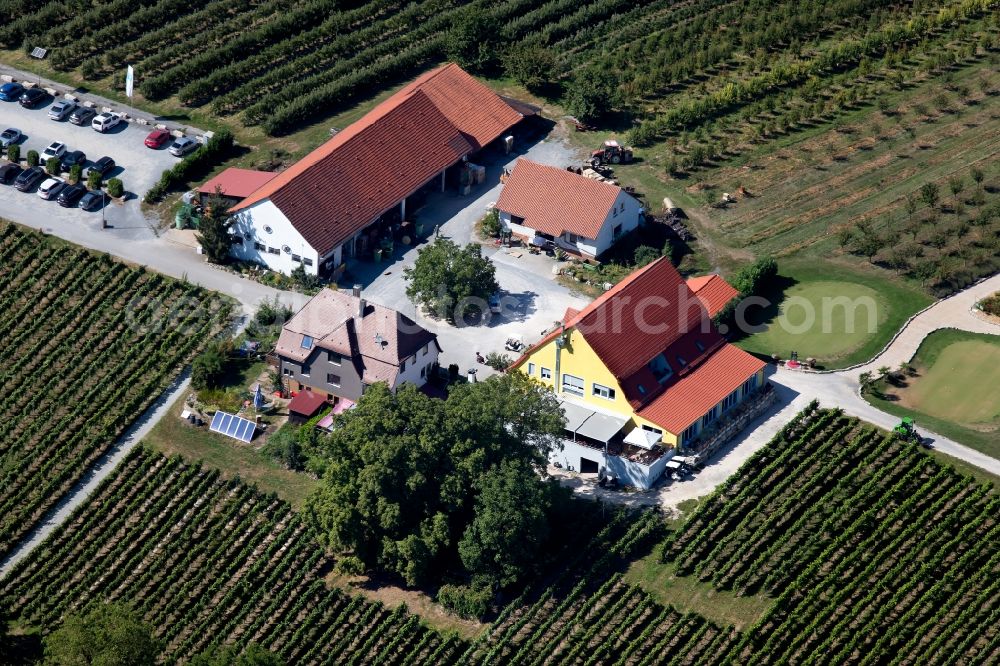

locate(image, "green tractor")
[[895, 417, 930, 448]]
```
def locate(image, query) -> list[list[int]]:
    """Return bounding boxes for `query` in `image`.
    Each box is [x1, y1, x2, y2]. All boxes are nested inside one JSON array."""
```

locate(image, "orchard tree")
[[197, 190, 235, 264], [566, 66, 621, 124], [920, 182, 940, 210], [404, 237, 497, 323], [446, 10, 499, 74], [503, 42, 560, 94], [43, 603, 159, 666]]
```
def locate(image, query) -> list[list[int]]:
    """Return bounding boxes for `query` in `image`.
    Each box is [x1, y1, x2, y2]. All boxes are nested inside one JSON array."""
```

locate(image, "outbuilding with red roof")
[[496, 159, 643, 258], [222, 63, 526, 276]]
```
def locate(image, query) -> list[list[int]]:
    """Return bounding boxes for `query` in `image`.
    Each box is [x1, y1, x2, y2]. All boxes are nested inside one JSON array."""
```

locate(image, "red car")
[[144, 129, 171, 149]]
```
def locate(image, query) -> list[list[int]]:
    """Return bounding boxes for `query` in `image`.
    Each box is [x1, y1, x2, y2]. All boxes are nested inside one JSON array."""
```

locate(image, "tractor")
[[589, 140, 633, 167], [895, 417, 930, 448]]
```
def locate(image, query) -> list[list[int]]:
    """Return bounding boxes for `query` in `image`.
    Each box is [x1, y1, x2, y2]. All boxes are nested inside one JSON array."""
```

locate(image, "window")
[[702, 407, 717, 427], [420, 366, 426, 378], [301, 366, 310, 377], [282, 367, 292, 376], [422, 344, 429, 356], [303, 258, 313, 266], [648, 354, 673, 383], [683, 423, 699, 443], [540, 367, 552, 380], [254, 242, 265, 251], [328, 351, 341, 365], [562, 373, 584, 396], [527, 362, 535, 376], [613, 223, 622, 239], [723, 389, 739, 412], [742, 374, 759, 396], [642, 424, 663, 434], [637, 384, 646, 395], [592, 383, 615, 400], [565, 232, 579, 243], [695, 340, 705, 352], [291, 254, 301, 263], [267, 246, 279, 255], [301, 335, 313, 350], [511, 215, 524, 225], [230, 235, 243, 245], [327, 373, 340, 387], [612, 207, 617, 217], [676, 356, 687, 367], [620, 201, 625, 212]]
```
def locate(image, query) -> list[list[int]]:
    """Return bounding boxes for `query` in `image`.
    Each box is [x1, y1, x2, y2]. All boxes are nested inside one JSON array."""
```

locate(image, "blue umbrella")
[[253, 383, 264, 410]]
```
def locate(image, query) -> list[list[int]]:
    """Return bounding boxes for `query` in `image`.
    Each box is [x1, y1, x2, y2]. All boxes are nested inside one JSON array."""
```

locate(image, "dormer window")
[[648, 353, 673, 384], [301, 335, 313, 350], [677, 356, 687, 367], [695, 340, 705, 352]]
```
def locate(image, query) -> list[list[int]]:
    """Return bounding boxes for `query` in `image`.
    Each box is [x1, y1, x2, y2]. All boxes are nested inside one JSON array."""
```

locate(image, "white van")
[[91, 112, 121, 133]]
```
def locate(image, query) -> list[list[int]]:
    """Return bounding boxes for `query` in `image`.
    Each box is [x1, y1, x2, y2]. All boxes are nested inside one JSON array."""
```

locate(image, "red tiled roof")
[[496, 160, 622, 239], [288, 389, 327, 417], [199, 168, 276, 199], [232, 64, 523, 255], [394, 63, 525, 149], [636, 343, 765, 433], [687, 274, 739, 319]]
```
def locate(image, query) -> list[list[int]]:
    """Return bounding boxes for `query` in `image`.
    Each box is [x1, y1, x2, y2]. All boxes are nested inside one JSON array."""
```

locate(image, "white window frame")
[[541, 367, 552, 380], [592, 383, 615, 400], [527, 362, 535, 376], [562, 373, 584, 396]]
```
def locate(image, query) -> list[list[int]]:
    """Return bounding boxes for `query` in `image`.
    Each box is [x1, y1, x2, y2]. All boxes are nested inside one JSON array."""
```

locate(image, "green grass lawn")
[[735, 261, 932, 368], [866, 329, 1000, 458], [624, 554, 772, 631]]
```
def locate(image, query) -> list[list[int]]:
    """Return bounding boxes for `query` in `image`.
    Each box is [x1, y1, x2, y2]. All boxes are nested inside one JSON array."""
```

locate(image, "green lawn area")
[[624, 554, 772, 631], [866, 329, 1000, 459], [734, 260, 932, 368]]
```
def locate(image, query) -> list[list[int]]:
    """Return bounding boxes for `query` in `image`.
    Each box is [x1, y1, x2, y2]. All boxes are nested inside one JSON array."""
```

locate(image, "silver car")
[[169, 136, 200, 157], [48, 100, 77, 121], [0, 127, 22, 147]]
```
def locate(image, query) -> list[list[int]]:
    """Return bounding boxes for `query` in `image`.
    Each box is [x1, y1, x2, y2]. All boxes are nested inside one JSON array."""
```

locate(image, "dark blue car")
[[0, 82, 25, 101]]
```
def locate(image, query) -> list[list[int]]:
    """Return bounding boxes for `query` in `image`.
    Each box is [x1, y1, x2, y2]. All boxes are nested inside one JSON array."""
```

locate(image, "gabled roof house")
[[511, 258, 766, 489], [225, 63, 526, 276], [496, 159, 643, 258], [277, 287, 441, 406]]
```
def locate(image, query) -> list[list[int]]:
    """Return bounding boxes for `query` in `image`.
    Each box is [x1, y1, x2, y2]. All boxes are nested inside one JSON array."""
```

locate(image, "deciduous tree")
[[197, 191, 235, 265], [404, 237, 497, 323], [43, 603, 159, 666]]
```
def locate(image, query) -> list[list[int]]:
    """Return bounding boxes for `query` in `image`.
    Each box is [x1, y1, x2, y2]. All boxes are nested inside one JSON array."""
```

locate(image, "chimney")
[[353, 284, 365, 319]]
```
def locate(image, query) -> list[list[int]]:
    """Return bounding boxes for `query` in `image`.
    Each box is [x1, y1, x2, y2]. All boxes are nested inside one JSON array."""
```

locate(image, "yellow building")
[[511, 258, 767, 488]]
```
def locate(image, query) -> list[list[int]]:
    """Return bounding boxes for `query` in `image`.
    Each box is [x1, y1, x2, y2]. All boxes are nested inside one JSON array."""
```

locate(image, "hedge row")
[[143, 129, 235, 204]]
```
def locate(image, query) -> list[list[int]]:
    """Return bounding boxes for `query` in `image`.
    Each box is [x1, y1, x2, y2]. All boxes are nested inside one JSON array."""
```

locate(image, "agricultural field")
[[0, 447, 465, 665], [466, 404, 1000, 664], [0, 223, 230, 560], [866, 329, 1000, 457]]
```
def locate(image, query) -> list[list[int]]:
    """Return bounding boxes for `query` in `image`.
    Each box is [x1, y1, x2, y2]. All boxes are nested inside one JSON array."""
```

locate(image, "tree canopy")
[[403, 237, 498, 323], [197, 189, 235, 265], [566, 67, 621, 124], [43, 603, 159, 666], [305, 372, 565, 589]]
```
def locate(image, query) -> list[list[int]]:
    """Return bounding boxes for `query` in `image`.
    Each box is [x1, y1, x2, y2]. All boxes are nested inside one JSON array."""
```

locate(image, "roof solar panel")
[[209, 410, 256, 443]]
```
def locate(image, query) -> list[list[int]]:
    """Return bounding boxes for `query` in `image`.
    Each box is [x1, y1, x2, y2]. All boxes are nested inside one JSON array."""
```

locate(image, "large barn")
[[226, 63, 527, 276]]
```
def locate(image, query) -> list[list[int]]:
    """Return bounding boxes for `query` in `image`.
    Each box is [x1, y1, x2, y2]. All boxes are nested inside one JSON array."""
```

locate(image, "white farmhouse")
[[495, 159, 643, 259]]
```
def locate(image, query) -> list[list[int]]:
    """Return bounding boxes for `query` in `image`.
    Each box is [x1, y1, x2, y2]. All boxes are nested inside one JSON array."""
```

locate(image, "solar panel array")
[[209, 411, 256, 443]]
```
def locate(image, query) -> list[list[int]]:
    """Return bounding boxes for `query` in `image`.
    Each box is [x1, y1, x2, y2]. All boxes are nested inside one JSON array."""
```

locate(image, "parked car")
[[79, 189, 104, 211], [18, 88, 48, 108], [0, 162, 23, 184], [91, 112, 121, 133], [60, 150, 86, 171], [41, 141, 67, 160], [0, 127, 22, 147], [57, 182, 87, 207], [84, 156, 115, 178], [13, 166, 45, 191], [37, 177, 65, 200], [169, 136, 199, 157], [144, 129, 171, 149], [48, 100, 76, 120], [69, 106, 96, 126], [0, 82, 25, 101]]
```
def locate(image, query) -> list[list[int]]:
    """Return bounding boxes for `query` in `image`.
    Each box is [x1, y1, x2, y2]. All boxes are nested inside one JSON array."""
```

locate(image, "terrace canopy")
[[559, 400, 627, 444]]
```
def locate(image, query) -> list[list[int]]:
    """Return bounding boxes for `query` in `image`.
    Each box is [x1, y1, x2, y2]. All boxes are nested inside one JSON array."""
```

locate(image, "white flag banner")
[[125, 65, 134, 98]]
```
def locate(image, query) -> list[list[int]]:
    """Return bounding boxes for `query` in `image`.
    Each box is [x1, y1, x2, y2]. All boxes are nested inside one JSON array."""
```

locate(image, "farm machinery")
[[895, 417, 931, 448], [589, 140, 633, 167]]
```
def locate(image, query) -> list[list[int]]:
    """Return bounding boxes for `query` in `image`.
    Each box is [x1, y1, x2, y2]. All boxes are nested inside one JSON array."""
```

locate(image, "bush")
[[437, 584, 491, 620], [335, 555, 366, 576], [291, 264, 321, 291], [980, 292, 1000, 317], [633, 245, 661, 267], [730, 257, 778, 296], [255, 296, 292, 326], [26, 149, 38, 167], [45, 156, 60, 176], [106, 178, 124, 198], [144, 130, 235, 203], [191, 341, 229, 390], [480, 209, 501, 238], [87, 169, 103, 191], [484, 352, 512, 371], [7, 144, 19, 163], [69, 164, 82, 184]]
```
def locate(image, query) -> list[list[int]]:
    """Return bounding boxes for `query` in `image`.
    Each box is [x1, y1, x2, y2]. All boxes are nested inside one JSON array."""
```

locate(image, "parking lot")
[[0, 93, 180, 239]]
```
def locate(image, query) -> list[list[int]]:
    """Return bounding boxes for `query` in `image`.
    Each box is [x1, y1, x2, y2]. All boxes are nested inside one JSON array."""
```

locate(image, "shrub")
[[26, 149, 38, 167], [255, 296, 292, 326], [730, 257, 778, 296], [69, 164, 82, 185], [45, 157, 60, 176], [480, 209, 501, 238], [7, 144, 19, 163], [980, 292, 1000, 317], [191, 341, 229, 390], [87, 169, 103, 191], [106, 178, 124, 198], [144, 130, 235, 203], [437, 584, 491, 620], [335, 556, 366, 576], [633, 245, 661, 267], [484, 352, 512, 371]]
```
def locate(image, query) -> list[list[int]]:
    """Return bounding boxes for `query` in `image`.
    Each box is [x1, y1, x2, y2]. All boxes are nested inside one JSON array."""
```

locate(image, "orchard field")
[[0, 224, 230, 560], [0, 447, 466, 665], [465, 404, 1000, 665]]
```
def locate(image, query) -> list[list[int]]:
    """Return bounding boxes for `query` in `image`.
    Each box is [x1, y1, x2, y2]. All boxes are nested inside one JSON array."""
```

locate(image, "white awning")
[[624, 428, 662, 450], [559, 400, 628, 444]]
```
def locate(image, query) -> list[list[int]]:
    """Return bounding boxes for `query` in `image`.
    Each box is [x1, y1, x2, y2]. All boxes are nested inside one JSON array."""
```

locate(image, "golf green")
[[900, 340, 1000, 427], [739, 280, 887, 363]]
